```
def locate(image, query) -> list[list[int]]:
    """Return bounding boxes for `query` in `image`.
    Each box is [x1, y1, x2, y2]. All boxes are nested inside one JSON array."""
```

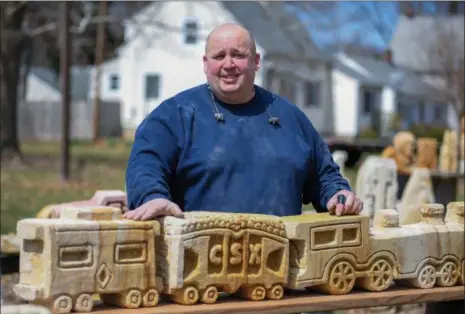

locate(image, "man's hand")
[[123, 198, 184, 220], [326, 190, 363, 216]]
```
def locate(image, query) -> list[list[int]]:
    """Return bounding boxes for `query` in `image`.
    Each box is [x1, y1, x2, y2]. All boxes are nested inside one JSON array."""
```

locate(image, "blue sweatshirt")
[[126, 83, 351, 216]]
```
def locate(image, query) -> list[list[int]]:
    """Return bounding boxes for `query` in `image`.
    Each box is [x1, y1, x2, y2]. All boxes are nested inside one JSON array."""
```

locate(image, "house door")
[[362, 87, 381, 135]]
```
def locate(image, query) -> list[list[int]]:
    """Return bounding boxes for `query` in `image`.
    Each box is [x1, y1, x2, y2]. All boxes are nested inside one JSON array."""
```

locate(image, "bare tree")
[[0, 1, 124, 161], [421, 18, 464, 126]]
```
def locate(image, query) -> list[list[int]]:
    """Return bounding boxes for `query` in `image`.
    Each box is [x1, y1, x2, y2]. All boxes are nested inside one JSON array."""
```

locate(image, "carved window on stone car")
[[311, 223, 361, 251], [59, 245, 93, 268], [115, 242, 147, 264]]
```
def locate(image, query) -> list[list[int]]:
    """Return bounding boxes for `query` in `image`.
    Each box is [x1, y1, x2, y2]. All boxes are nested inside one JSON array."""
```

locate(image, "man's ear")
[[254, 53, 261, 71], [203, 55, 208, 74]]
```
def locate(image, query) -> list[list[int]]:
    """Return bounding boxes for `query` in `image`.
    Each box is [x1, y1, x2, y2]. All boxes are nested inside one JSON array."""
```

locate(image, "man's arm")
[[125, 100, 183, 210], [305, 129, 352, 212]]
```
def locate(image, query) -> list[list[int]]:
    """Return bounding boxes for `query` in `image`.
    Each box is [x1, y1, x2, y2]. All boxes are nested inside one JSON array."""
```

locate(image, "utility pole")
[[92, 0, 107, 144], [60, 2, 71, 181]]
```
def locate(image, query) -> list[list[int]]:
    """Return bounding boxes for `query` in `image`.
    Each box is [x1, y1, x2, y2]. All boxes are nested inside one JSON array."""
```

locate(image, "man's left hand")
[[326, 190, 363, 216]]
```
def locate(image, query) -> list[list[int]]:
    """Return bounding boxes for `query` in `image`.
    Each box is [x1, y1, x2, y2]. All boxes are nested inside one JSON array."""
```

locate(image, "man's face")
[[203, 27, 260, 102]]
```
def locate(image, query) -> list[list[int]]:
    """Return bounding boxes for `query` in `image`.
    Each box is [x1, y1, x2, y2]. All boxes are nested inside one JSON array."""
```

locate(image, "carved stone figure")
[[460, 114, 465, 172], [355, 156, 398, 221], [398, 168, 435, 225], [439, 129, 458, 173], [381, 131, 416, 175], [332, 150, 348, 181], [416, 138, 438, 169]]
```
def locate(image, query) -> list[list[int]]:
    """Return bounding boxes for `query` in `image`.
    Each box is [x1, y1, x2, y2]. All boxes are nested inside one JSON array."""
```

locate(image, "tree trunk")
[[0, 3, 28, 162]]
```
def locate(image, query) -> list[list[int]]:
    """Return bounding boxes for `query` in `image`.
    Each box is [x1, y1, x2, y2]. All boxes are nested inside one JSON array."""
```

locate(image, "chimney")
[[383, 49, 393, 65], [405, 5, 415, 18]]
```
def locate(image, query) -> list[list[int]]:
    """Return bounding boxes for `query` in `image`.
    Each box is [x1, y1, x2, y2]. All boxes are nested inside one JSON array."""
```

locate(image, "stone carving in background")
[[460, 114, 464, 173], [398, 168, 435, 225], [416, 137, 438, 170], [332, 150, 349, 183], [381, 131, 416, 175], [439, 129, 458, 173], [356, 156, 398, 221]]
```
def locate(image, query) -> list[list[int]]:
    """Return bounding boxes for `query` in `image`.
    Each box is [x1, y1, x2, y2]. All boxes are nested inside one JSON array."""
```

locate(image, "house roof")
[[334, 53, 447, 102], [125, 1, 326, 60], [30, 66, 92, 102], [389, 15, 464, 72], [221, 1, 326, 59]]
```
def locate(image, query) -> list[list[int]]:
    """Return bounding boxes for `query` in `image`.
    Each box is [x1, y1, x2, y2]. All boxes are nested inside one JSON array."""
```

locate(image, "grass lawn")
[[1, 140, 130, 234], [1, 140, 462, 235]]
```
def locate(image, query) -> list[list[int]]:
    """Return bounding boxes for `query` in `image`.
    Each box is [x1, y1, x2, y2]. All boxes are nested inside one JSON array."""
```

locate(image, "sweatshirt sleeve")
[[296, 111, 352, 212], [125, 100, 184, 210]]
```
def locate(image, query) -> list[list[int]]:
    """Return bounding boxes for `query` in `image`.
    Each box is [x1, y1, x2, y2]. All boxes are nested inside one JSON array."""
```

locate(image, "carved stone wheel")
[[413, 264, 437, 289], [142, 289, 159, 307], [266, 284, 284, 300], [249, 285, 266, 301], [73, 294, 93, 312], [201, 286, 219, 304], [359, 259, 394, 292], [325, 261, 356, 295], [437, 261, 459, 287], [52, 295, 73, 314], [124, 289, 142, 308], [182, 286, 200, 305]]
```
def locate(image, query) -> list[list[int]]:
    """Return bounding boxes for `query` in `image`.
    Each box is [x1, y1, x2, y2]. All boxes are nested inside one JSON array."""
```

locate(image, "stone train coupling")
[[12, 202, 465, 313]]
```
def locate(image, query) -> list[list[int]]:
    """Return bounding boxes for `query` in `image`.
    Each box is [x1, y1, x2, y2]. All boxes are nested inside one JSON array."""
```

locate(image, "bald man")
[[124, 23, 362, 220]]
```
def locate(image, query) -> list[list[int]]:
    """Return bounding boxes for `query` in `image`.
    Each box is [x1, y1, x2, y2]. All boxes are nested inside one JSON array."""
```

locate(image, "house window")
[[362, 89, 376, 114], [304, 81, 320, 107], [145, 74, 160, 100], [183, 19, 198, 44], [434, 104, 443, 120], [109, 74, 119, 90]]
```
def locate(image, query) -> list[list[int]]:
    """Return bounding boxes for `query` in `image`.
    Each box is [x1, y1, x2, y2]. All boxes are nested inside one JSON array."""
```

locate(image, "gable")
[[334, 53, 447, 102], [121, 1, 323, 58]]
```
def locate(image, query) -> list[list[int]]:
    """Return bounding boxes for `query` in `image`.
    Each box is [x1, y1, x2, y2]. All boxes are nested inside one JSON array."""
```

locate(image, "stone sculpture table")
[[87, 286, 464, 314]]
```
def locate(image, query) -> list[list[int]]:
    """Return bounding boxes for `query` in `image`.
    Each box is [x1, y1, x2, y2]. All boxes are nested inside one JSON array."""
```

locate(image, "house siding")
[[332, 70, 358, 137]]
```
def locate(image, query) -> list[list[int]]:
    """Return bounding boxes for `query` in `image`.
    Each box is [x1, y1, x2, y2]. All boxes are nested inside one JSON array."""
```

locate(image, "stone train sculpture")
[[13, 202, 465, 313]]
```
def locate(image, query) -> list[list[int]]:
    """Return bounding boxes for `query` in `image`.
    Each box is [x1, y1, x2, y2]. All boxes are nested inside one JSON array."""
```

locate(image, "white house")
[[332, 52, 450, 138], [104, 1, 333, 134], [88, 58, 121, 103]]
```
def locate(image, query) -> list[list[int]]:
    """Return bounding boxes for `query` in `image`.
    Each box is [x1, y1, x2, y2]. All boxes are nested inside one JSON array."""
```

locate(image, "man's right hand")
[[122, 198, 184, 220]]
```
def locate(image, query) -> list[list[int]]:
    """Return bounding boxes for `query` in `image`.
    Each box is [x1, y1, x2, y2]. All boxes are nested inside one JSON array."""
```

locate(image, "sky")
[[290, 1, 401, 52]]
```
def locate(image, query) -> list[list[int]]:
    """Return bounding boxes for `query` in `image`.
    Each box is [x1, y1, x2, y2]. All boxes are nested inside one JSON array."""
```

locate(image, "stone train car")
[[13, 202, 464, 313], [282, 202, 464, 295], [157, 211, 289, 305], [14, 207, 162, 313]]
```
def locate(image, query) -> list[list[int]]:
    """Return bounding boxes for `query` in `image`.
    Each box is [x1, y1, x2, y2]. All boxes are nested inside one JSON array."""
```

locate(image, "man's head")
[[203, 23, 260, 104]]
